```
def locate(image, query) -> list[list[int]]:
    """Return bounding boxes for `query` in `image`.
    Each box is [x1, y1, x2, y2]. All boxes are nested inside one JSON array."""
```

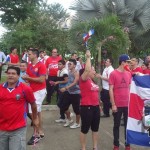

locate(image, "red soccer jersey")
[[8, 54, 19, 63], [0, 82, 35, 131], [131, 67, 143, 73], [79, 78, 99, 106], [143, 69, 150, 74], [27, 61, 46, 92], [45, 56, 62, 76]]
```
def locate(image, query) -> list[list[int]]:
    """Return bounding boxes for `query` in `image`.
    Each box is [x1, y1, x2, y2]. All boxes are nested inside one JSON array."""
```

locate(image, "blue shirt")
[[19, 71, 27, 83]]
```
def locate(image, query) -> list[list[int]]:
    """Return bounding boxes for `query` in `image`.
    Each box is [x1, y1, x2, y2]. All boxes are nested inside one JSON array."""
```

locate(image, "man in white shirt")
[[66, 53, 82, 71], [38, 50, 45, 63], [22, 50, 29, 63], [0, 50, 7, 80], [97, 58, 114, 117], [43, 50, 49, 62]]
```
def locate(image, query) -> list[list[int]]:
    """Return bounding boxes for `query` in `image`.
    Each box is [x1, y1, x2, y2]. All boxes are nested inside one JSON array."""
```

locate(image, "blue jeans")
[[0, 127, 27, 150]]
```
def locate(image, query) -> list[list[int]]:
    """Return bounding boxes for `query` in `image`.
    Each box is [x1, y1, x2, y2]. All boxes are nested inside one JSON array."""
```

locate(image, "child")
[[19, 61, 32, 125], [54, 60, 68, 123], [19, 61, 28, 83]]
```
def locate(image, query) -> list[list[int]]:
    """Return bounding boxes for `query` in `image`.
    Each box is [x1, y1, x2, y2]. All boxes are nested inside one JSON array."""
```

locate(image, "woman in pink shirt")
[[79, 50, 100, 150]]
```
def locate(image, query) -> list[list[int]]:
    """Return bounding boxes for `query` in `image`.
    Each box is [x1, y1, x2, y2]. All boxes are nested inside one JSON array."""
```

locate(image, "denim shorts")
[[0, 127, 27, 150]]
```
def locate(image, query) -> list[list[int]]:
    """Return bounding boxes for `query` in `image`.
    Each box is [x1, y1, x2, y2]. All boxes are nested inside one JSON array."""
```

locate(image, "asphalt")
[[26, 106, 150, 150], [1, 70, 149, 150]]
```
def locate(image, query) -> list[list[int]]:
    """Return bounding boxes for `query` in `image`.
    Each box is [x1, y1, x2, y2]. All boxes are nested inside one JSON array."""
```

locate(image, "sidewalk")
[[26, 107, 149, 150]]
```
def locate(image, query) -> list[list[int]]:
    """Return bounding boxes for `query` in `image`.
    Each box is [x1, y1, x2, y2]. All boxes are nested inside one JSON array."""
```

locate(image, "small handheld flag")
[[83, 29, 94, 48]]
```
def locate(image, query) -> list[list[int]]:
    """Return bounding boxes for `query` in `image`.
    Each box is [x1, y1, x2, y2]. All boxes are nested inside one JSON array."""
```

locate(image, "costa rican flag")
[[83, 29, 94, 42], [127, 75, 150, 147]]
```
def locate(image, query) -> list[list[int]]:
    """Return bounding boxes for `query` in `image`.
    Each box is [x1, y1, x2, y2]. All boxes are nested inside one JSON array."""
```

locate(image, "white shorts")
[[29, 88, 46, 113]]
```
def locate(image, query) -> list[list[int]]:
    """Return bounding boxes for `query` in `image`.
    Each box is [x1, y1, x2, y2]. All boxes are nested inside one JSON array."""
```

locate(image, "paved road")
[[1, 66, 149, 150], [26, 107, 150, 150]]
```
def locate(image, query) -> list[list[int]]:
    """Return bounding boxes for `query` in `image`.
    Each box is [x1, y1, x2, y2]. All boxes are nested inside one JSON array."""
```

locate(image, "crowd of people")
[[0, 47, 150, 150]]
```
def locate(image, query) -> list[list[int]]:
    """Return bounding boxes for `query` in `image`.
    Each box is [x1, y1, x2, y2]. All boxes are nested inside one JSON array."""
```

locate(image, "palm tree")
[[70, 0, 150, 53], [68, 14, 130, 88], [68, 15, 130, 68]]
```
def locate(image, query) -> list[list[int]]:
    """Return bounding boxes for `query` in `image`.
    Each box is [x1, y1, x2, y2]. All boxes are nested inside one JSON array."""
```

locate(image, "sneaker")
[[40, 134, 45, 139], [70, 123, 80, 129], [70, 112, 75, 117], [64, 119, 73, 127], [55, 118, 66, 123], [27, 135, 41, 145], [125, 146, 131, 150], [113, 146, 119, 150]]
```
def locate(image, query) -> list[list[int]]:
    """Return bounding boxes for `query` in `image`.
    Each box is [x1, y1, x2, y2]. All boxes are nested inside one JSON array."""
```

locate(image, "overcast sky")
[[0, 0, 75, 37], [47, 0, 73, 9]]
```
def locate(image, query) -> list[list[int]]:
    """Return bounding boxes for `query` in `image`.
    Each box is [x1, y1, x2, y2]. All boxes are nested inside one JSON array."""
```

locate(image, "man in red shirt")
[[45, 48, 62, 104], [0, 66, 38, 150], [22, 48, 47, 145], [145, 55, 150, 63], [109, 54, 132, 150], [6, 47, 20, 67], [130, 57, 143, 74], [141, 62, 150, 74]]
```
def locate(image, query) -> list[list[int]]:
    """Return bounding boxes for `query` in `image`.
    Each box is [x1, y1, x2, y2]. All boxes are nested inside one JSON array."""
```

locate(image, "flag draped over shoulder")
[[127, 75, 150, 147]]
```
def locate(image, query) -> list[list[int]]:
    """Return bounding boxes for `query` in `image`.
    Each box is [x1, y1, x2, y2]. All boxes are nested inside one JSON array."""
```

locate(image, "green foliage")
[[70, 0, 150, 54], [0, 0, 41, 24], [130, 48, 150, 59], [0, 2, 69, 55], [0, 75, 6, 84], [68, 15, 130, 66]]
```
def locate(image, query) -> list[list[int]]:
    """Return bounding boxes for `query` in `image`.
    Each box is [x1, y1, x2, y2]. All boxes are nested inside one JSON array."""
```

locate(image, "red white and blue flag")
[[83, 29, 94, 47], [127, 75, 150, 147]]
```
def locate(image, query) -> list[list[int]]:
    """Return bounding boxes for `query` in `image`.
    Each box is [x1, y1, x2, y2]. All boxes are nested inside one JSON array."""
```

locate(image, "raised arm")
[[81, 50, 91, 81]]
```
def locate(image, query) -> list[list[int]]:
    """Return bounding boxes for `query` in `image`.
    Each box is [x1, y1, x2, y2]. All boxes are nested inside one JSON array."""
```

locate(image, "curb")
[[42, 105, 58, 111]]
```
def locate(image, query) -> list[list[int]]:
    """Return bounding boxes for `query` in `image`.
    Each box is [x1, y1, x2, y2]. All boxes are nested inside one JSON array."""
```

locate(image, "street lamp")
[[109, 0, 116, 14], [62, 18, 70, 30], [63, 22, 69, 30]]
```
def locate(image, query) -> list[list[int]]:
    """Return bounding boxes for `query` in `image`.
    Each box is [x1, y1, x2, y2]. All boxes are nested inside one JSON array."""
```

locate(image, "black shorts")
[[61, 92, 80, 115], [80, 105, 100, 134]]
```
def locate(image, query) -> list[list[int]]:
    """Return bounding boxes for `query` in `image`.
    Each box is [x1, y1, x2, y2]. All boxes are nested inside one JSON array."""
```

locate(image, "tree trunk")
[[96, 42, 102, 89]]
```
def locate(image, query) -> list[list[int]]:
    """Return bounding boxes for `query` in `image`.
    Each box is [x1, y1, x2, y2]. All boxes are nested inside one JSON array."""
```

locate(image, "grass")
[[0, 75, 57, 105], [43, 92, 57, 105], [0, 76, 6, 83]]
